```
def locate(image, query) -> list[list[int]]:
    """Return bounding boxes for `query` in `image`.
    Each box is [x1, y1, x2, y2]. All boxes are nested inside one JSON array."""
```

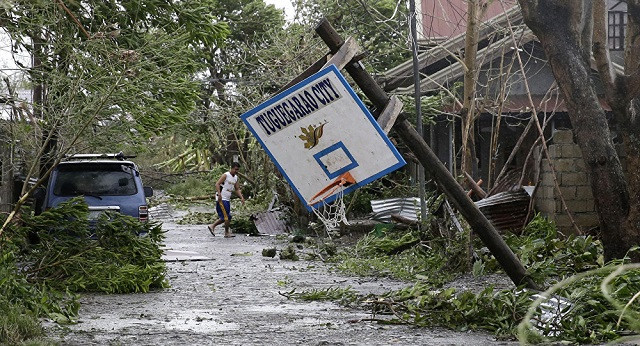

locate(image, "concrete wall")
[[535, 130, 599, 234]]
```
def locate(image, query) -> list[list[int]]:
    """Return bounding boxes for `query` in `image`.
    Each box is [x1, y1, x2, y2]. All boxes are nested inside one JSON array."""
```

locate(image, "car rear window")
[[53, 163, 138, 197]]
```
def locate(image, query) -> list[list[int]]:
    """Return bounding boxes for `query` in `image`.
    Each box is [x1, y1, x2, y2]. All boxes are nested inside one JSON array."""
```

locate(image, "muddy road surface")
[[47, 204, 514, 345]]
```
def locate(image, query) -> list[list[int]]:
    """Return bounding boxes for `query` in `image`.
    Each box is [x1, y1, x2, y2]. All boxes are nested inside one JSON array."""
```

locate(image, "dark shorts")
[[216, 200, 232, 221]]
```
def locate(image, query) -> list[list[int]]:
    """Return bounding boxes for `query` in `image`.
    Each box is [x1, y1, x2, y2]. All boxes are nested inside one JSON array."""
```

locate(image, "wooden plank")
[[315, 18, 539, 290], [377, 95, 403, 134], [322, 36, 360, 70]]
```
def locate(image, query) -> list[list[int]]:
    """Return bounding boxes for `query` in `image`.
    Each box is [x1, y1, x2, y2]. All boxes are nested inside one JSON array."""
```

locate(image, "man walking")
[[208, 162, 245, 238]]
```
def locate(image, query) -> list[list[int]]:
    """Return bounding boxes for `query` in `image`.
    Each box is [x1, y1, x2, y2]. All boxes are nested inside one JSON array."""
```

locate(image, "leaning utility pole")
[[314, 19, 538, 290]]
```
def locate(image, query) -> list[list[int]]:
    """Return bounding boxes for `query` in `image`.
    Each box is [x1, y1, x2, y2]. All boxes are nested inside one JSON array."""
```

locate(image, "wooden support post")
[[322, 36, 360, 70], [377, 95, 403, 134], [315, 18, 539, 290]]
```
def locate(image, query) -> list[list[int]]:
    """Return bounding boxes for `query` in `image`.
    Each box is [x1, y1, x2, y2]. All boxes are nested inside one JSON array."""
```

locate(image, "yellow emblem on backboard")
[[299, 123, 326, 149]]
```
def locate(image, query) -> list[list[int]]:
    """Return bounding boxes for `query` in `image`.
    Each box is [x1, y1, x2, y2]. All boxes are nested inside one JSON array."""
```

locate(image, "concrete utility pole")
[[409, 0, 427, 222], [315, 18, 539, 290]]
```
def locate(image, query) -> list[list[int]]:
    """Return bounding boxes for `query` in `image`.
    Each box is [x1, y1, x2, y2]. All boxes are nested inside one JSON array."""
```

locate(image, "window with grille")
[[608, 11, 627, 51]]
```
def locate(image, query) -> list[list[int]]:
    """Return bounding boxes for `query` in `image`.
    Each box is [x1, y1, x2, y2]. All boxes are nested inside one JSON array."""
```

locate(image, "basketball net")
[[308, 172, 355, 237]]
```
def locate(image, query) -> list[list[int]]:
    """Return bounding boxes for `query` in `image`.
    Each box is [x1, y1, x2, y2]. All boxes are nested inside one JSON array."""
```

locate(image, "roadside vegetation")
[[0, 198, 166, 345], [283, 212, 640, 343]]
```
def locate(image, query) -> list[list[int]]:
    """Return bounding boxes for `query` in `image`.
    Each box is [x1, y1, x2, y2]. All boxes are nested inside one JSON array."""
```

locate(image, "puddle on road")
[[244, 302, 333, 314], [163, 317, 239, 333], [73, 310, 239, 334]]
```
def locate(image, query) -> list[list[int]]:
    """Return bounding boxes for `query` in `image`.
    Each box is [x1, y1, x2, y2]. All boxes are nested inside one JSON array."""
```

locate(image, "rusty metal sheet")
[[475, 188, 531, 233]]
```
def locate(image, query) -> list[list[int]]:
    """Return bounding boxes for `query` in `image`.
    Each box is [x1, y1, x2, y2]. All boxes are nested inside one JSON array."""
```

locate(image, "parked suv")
[[41, 153, 153, 223]]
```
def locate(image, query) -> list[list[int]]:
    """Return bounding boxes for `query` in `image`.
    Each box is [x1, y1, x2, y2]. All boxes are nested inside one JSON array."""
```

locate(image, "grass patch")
[[0, 304, 43, 345], [165, 173, 218, 198]]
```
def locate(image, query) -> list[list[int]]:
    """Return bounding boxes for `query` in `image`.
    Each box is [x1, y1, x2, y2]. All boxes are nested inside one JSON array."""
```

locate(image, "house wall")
[[535, 129, 600, 234], [419, 0, 518, 42]]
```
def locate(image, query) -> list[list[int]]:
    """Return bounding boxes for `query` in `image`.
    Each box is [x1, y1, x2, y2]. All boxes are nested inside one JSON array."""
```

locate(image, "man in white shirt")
[[207, 162, 245, 238]]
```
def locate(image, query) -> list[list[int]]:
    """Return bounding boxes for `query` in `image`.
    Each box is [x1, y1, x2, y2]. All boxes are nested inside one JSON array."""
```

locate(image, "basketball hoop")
[[308, 172, 356, 237]]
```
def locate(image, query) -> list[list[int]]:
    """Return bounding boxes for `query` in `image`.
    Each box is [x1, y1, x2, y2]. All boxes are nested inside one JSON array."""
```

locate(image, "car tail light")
[[139, 205, 149, 222]]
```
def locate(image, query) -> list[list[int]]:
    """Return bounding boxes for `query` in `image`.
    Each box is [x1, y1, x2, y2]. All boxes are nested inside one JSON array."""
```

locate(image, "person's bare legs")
[[208, 218, 224, 236], [223, 220, 234, 237]]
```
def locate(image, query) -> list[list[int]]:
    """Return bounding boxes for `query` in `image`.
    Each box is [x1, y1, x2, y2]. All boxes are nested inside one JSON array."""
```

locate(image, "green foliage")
[[0, 0, 229, 166], [315, 213, 640, 342], [479, 214, 603, 285], [177, 210, 258, 235], [398, 94, 446, 126], [1, 197, 168, 344], [262, 248, 277, 257], [332, 226, 468, 284], [379, 285, 534, 337], [0, 304, 43, 345], [296, 0, 410, 72], [282, 286, 360, 307], [230, 217, 259, 236], [0, 247, 77, 345], [514, 259, 640, 344], [0, 268, 46, 345], [280, 245, 300, 261], [178, 211, 217, 225], [16, 198, 168, 294]]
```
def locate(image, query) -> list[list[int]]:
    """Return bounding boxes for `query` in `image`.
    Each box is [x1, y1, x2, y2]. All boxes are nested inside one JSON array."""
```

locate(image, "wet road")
[[46, 205, 514, 345]]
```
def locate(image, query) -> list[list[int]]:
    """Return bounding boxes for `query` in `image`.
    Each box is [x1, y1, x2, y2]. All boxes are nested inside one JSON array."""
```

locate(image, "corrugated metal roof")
[[370, 197, 420, 222], [369, 190, 531, 234]]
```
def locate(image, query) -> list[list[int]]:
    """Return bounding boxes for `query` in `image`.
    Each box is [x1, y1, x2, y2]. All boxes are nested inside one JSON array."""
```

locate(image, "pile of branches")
[[0, 198, 167, 344]]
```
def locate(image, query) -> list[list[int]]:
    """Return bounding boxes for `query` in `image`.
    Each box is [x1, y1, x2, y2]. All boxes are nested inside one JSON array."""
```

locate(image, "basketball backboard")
[[241, 65, 406, 211]]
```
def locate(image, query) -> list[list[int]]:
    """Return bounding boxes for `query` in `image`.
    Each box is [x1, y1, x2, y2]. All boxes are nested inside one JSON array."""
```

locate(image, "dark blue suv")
[[42, 153, 153, 223]]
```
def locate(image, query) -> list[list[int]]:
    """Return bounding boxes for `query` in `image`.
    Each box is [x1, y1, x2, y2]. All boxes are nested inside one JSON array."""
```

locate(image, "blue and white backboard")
[[241, 65, 406, 210]]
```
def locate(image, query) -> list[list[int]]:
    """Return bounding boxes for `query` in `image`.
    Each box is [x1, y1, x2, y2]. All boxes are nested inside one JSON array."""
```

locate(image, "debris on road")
[[162, 250, 211, 262], [262, 248, 277, 257]]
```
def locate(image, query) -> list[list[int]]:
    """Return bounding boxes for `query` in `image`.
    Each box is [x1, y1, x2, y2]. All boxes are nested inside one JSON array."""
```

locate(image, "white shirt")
[[218, 172, 238, 201]]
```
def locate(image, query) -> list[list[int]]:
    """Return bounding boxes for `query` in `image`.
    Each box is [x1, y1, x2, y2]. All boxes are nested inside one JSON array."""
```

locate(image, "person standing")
[[208, 162, 245, 238]]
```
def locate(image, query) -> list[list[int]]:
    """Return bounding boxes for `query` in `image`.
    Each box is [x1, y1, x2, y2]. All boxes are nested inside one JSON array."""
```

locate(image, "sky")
[[264, 0, 295, 21]]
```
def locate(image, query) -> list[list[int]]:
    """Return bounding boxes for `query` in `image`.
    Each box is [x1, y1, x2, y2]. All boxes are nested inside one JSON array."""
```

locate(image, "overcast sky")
[[264, 0, 295, 21]]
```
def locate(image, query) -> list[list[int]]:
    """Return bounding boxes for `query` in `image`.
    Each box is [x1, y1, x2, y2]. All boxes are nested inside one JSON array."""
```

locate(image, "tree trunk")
[[621, 117, 640, 257], [518, 0, 636, 260], [620, 0, 640, 259]]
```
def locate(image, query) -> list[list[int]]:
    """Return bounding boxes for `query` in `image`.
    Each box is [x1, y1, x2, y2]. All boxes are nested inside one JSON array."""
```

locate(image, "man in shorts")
[[207, 162, 245, 238]]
